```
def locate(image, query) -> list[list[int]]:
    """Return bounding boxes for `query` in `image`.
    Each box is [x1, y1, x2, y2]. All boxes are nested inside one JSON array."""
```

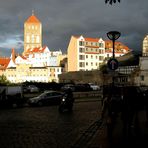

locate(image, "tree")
[[0, 75, 10, 84], [105, 0, 121, 5], [100, 64, 108, 74]]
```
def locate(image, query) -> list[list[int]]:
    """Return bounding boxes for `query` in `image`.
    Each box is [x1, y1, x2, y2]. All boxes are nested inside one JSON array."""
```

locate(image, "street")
[[0, 101, 102, 148]]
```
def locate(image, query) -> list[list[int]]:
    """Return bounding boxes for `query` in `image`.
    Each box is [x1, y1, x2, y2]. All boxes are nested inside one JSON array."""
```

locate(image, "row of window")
[[25, 45, 40, 50], [79, 68, 99, 71], [85, 48, 104, 54], [79, 62, 101, 67], [27, 25, 39, 30], [79, 55, 104, 61], [7, 74, 57, 77], [79, 41, 104, 47], [7, 68, 60, 72], [26, 35, 40, 43], [79, 48, 104, 53], [117, 66, 138, 74]]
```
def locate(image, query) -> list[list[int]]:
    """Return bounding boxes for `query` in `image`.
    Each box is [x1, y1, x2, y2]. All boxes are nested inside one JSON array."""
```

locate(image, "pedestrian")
[[64, 88, 74, 104], [121, 86, 140, 139], [101, 92, 117, 141]]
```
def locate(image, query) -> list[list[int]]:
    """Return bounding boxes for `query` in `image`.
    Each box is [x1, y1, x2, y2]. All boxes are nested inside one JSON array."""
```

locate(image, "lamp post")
[[107, 31, 121, 87]]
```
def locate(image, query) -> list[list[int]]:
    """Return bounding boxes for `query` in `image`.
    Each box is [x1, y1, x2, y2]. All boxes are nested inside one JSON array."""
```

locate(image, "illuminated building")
[[67, 35, 130, 72], [24, 11, 42, 54], [143, 35, 148, 56], [5, 13, 63, 83]]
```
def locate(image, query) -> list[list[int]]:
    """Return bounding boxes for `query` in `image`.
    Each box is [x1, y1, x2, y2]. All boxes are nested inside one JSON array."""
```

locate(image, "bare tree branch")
[[105, 0, 120, 5]]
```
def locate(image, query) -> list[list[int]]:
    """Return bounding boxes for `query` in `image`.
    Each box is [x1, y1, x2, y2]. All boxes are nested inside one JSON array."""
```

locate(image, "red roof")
[[85, 37, 100, 42], [105, 40, 130, 51], [25, 14, 40, 23], [25, 46, 47, 54], [20, 56, 27, 60], [73, 36, 100, 42], [0, 57, 10, 70]]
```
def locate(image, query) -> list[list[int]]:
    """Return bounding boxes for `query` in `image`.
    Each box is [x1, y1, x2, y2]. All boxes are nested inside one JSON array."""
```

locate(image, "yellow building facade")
[[6, 64, 61, 83]]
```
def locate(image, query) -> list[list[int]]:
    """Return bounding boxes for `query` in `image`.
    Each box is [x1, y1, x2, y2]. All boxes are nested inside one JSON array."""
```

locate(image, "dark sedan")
[[28, 90, 63, 106]]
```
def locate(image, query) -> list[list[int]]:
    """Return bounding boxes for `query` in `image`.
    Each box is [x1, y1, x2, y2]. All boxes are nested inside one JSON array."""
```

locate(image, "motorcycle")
[[58, 93, 74, 113]]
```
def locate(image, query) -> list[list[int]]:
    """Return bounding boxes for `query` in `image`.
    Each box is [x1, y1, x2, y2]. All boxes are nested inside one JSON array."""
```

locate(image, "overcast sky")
[[0, 0, 147, 56]]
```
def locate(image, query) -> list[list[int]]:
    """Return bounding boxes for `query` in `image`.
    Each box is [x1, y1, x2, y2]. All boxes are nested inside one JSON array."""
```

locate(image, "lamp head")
[[107, 31, 121, 40]]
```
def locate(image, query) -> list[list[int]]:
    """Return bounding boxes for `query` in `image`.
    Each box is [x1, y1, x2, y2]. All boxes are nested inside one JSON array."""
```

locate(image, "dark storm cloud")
[[0, 0, 147, 56]]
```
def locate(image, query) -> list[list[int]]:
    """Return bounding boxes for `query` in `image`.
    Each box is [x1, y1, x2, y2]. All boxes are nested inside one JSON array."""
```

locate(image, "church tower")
[[24, 11, 42, 53], [143, 35, 148, 56]]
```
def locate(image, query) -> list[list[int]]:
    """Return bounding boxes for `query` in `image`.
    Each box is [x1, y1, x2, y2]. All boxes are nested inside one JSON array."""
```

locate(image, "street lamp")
[[107, 31, 121, 87], [107, 31, 121, 58]]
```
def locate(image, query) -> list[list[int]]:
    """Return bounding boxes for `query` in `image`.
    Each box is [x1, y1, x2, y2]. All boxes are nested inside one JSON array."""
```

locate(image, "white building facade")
[[6, 47, 62, 83], [67, 35, 130, 72]]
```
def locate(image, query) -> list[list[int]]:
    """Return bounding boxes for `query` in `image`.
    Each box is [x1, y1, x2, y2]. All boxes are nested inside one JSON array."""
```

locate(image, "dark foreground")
[[0, 100, 148, 148], [91, 110, 148, 148], [0, 101, 101, 148]]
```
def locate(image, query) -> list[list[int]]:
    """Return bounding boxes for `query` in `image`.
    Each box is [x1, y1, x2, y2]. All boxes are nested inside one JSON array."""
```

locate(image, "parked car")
[[75, 83, 92, 92], [61, 84, 75, 92], [0, 85, 24, 108], [27, 85, 39, 93], [88, 83, 100, 91], [28, 90, 63, 106]]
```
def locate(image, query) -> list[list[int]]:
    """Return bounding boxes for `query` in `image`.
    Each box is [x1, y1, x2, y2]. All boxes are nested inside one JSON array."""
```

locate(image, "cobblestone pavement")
[[90, 110, 148, 148], [0, 101, 102, 148]]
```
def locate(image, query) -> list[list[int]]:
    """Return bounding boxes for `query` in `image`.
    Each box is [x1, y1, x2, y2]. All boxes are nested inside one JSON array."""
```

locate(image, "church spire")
[[32, 10, 34, 16]]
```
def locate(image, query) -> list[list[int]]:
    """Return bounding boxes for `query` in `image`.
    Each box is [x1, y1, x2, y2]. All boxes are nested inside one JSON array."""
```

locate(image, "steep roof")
[[72, 35, 100, 42], [19, 56, 27, 60], [0, 57, 10, 70], [73, 35, 81, 39], [25, 14, 40, 23], [25, 46, 47, 54], [105, 40, 130, 51]]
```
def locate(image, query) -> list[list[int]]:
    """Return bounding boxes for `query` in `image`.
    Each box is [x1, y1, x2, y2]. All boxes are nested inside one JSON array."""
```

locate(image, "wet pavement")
[[0, 101, 101, 148], [89, 110, 148, 148], [0, 100, 148, 148]]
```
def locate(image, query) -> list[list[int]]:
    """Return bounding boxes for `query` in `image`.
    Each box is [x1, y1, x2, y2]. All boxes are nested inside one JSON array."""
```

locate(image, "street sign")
[[107, 58, 119, 70]]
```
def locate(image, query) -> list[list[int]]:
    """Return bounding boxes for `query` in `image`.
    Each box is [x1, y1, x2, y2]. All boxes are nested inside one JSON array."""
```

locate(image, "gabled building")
[[105, 40, 130, 58], [6, 47, 63, 83], [67, 35, 130, 72]]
